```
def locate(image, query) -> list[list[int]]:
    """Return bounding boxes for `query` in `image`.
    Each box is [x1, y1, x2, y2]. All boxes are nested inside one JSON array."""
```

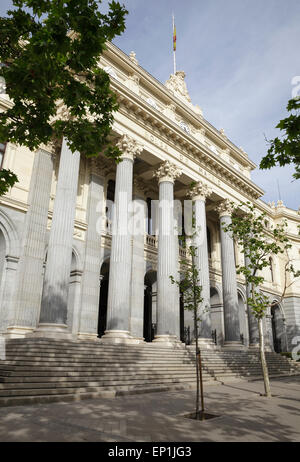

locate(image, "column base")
[[100, 330, 141, 345], [77, 332, 99, 342], [222, 341, 245, 351], [249, 343, 260, 350], [131, 337, 146, 345], [31, 323, 73, 340], [152, 335, 185, 348], [264, 345, 273, 352], [4, 326, 35, 339], [192, 337, 217, 350]]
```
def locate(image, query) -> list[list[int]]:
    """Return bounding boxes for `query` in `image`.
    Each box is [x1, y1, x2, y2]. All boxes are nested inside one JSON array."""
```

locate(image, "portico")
[[15, 125, 246, 349], [0, 42, 297, 354]]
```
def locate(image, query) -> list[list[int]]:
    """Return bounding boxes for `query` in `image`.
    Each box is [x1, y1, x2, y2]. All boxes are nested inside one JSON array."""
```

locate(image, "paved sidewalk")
[[0, 376, 299, 442]]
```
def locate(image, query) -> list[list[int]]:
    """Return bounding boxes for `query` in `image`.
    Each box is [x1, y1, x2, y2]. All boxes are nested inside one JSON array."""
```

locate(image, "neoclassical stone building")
[[0, 42, 299, 353]]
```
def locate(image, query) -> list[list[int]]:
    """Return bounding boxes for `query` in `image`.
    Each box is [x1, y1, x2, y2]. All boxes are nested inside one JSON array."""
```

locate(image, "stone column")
[[129, 179, 147, 341], [264, 314, 273, 352], [245, 254, 259, 348], [6, 146, 54, 338], [153, 161, 182, 346], [189, 181, 215, 349], [78, 163, 106, 341], [216, 199, 242, 349], [101, 135, 143, 344], [37, 137, 80, 338]]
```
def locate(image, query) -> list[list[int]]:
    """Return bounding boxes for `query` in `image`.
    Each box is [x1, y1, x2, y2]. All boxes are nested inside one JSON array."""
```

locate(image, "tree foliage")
[[170, 203, 206, 419], [260, 97, 300, 179], [170, 246, 203, 323], [223, 201, 300, 397], [223, 201, 300, 318], [0, 0, 128, 161], [0, 168, 18, 196]]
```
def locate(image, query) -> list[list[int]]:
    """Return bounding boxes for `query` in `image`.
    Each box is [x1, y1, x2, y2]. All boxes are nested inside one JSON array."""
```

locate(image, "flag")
[[173, 22, 176, 51]]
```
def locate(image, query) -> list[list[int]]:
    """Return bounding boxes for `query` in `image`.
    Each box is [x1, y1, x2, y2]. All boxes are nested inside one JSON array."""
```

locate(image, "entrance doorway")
[[180, 290, 185, 343], [144, 270, 157, 342], [98, 260, 109, 337], [271, 304, 284, 353]]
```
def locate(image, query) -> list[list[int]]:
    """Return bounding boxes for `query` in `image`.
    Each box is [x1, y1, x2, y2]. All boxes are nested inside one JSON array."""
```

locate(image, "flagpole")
[[172, 13, 176, 74]]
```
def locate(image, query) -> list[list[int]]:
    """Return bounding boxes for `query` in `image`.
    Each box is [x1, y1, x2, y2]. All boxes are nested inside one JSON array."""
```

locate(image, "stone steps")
[[0, 383, 199, 408], [0, 338, 297, 407], [0, 364, 198, 375], [0, 372, 201, 384], [0, 376, 208, 395]]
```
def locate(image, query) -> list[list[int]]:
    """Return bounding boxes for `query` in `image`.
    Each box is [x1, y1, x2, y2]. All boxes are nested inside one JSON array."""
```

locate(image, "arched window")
[[207, 227, 212, 259], [107, 179, 115, 202], [106, 180, 115, 233], [0, 143, 6, 168], [146, 197, 152, 235]]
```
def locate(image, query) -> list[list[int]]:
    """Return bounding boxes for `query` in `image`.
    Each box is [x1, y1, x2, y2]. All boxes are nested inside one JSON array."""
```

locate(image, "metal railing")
[[184, 326, 191, 345], [212, 329, 217, 345]]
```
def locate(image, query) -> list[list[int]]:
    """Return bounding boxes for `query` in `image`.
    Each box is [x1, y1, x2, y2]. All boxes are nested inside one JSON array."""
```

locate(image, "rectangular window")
[[0, 143, 6, 168]]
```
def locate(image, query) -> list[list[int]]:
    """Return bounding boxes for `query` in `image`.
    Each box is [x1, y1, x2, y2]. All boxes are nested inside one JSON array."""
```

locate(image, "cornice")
[[109, 77, 264, 200], [255, 198, 300, 227], [0, 196, 28, 213], [104, 42, 257, 170]]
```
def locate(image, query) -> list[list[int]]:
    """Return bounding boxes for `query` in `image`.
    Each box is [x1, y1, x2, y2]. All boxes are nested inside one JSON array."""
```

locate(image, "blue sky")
[[1, 0, 300, 210]]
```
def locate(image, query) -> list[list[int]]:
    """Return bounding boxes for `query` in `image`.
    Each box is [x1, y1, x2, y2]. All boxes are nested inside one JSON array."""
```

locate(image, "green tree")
[[0, 0, 128, 195], [223, 201, 300, 397], [170, 208, 205, 420], [260, 97, 300, 179]]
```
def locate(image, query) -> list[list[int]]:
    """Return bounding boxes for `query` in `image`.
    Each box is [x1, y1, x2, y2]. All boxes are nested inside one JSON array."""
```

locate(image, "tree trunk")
[[198, 346, 205, 420], [258, 317, 272, 397], [194, 314, 200, 417]]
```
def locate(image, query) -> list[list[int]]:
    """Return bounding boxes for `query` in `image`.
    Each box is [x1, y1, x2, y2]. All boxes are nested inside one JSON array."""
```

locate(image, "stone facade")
[[0, 42, 299, 352]]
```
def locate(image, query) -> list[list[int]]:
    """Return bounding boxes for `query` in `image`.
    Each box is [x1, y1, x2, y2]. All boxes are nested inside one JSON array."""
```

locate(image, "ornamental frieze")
[[116, 93, 262, 200]]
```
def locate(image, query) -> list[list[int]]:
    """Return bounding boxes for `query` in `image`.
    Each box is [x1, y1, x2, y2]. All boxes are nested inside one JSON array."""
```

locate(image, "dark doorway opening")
[[98, 261, 109, 338], [143, 285, 153, 342], [271, 305, 282, 353], [180, 290, 185, 342], [144, 270, 157, 342]]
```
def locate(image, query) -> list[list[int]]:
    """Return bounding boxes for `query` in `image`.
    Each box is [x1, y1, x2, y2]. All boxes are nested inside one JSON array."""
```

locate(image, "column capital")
[[154, 160, 182, 184], [38, 142, 57, 158], [188, 181, 212, 201], [215, 199, 236, 218], [117, 134, 143, 161]]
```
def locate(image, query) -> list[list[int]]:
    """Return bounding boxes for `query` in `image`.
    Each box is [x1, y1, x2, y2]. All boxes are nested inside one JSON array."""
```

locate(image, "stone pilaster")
[[102, 134, 143, 344], [6, 147, 54, 338], [78, 167, 105, 341], [37, 137, 80, 338], [0, 256, 19, 335], [216, 199, 242, 349], [153, 161, 182, 346], [189, 181, 215, 349]]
